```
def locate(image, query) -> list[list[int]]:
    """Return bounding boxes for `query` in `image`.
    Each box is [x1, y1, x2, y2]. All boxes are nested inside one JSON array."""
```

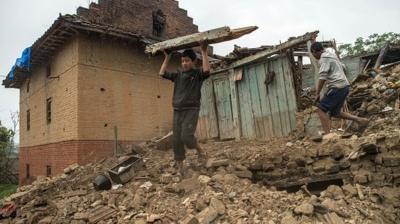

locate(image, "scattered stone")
[[382, 156, 400, 167], [341, 184, 357, 197], [64, 163, 80, 174], [209, 198, 225, 215], [198, 175, 211, 184], [180, 215, 199, 224], [233, 170, 253, 179], [206, 159, 230, 168], [38, 216, 53, 224], [294, 202, 314, 215], [324, 185, 344, 200], [196, 207, 219, 224]]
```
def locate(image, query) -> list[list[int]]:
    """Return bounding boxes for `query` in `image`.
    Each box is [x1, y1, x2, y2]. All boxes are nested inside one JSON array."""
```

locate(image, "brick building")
[[2, 0, 198, 184]]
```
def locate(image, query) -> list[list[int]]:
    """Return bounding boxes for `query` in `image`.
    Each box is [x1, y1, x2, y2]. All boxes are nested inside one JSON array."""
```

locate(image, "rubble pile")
[[348, 64, 400, 116], [1, 110, 400, 224], [1, 69, 400, 224]]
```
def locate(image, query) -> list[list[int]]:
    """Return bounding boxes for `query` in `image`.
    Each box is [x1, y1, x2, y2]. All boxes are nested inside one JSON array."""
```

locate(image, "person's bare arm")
[[159, 50, 171, 76], [200, 42, 210, 73], [315, 79, 326, 103]]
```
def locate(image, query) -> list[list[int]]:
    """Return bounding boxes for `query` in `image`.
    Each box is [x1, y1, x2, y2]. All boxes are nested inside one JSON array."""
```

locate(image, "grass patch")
[[0, 184, 17, 199]]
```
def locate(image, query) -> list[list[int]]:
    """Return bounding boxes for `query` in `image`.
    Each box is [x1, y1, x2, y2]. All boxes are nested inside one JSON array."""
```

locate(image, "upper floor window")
[[27, 109, 31, 131], [46, 64, 51, 78], [27, 79, 30, 93], [46, 97, 52, 124], [153, 10, 166, 37]]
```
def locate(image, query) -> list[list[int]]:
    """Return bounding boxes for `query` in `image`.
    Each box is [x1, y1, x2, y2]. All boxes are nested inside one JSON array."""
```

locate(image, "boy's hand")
[[163, 49, 171, 58], [199, 40, 208, 52]]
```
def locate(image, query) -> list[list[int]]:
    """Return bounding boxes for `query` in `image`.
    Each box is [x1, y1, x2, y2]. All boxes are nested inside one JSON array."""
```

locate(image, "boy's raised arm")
[[159, 50, 171, 76], [200, 42, 210, 74]]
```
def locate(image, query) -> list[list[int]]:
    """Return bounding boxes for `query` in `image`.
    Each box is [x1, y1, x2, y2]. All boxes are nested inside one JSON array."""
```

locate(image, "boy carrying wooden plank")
[[159, 42, 210, 175]]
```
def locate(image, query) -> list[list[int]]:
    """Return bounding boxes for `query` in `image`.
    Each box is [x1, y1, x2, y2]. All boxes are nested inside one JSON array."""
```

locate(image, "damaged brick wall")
[[76, 0, 199, 40], [19, 140, 138, 185]]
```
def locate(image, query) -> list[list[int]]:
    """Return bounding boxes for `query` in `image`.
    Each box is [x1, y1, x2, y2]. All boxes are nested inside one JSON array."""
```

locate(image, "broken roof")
[[2, 14, 157, 88]]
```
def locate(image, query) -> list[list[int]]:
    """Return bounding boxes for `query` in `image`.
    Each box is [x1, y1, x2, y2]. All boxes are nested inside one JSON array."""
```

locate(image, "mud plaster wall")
[[19, 39, 79, 148], [77, 34, 180, 142]]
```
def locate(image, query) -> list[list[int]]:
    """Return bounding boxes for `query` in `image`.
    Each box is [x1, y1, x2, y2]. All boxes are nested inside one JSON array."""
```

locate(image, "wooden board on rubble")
[[145, 26, 258, 54]]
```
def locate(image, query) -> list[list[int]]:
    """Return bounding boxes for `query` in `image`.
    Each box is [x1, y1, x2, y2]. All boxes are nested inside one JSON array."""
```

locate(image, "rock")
[[286, 142, 294, 147], [209, 198, 225, 215], [323, 133, 340, 141], [160, 174, 173, 184], [196, 207, 219, 224], [382, 156, 400, 167], [339, 160, 351, 170], [324, 185, 344, 200], [38, 216, 54, 224], [325, 161, 340, 174], [294, 202, 314, 215], [281, 213, 298, 224], [180, 215, 199, 224], [147, 214, 162, 222], [206, 159, 230, 168], [287, 161, 297, 169], [342, 184, 357, 197], [321, 198, 340, 211], [140, 181, 154, 191], [354, 174, 369, 184], [294, 157, 307, 167], [360, 143, 379, 154], [331, 144, 345, 161], [198, 175, 211, 184], [233, 170, 253, 179], [64, 163, 79, 174], [73, 212, 89, 221]]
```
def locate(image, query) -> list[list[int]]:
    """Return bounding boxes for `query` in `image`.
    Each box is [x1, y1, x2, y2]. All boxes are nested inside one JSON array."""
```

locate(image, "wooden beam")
[[374, 42, 390, 71], [230, 31, 319, 69], [145, 26, 258, 55]]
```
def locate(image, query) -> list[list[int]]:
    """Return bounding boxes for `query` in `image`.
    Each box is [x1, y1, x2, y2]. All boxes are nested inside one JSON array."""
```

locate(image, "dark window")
[[46, 165, 52, 177], [27, 79, 30, 93], [27, 109, 30, 131], [153, 10, 166, 37], [26, 164, 30, 179], [46, 98, 52, 124], [46, 64, 51, 78]]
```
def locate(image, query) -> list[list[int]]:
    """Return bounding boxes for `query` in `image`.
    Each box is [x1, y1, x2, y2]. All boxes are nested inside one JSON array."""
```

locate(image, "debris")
[[93, 174, 112, 191], [206, 158, 230, 168], [294, 202, 314, 216], [356, 184, 365, 200], [108, 156, 144, 184]]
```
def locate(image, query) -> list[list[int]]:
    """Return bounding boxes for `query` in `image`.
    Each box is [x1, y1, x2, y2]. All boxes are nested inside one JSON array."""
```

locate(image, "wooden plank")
[[254, 63, 274, 140], [229, 69, 241, 141], [146, 26, 258, 54], [213, 77, 235, 140], [229, 31, 319, 69], [205, 79, 219, 138], [247, 65, 266, 139], [374, 42, 390, 71], [239, 67, 256, 139], [281, 57, 298, 131], [275, 57, 293, 136], [263, 61, 283, 137], [272, 57, 290, 136]]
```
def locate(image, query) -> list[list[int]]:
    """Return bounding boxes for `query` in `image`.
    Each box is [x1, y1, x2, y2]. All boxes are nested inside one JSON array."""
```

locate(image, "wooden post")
[[229, 68, 241, 141], [374, 42, 390, 71]]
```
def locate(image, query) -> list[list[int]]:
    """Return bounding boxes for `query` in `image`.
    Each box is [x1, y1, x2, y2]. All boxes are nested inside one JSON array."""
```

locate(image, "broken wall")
[[77, 0, 198, 40]]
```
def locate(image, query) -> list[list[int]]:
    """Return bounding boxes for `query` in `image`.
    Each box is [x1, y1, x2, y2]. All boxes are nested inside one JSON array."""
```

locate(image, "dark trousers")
[[173, 109, 200, 161]]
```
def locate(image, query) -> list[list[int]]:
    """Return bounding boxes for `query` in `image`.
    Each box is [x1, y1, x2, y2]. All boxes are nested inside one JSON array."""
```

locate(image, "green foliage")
[[0, 124, 14, 157], [339, 32, 400, 57], [0, 184, 17, 199]]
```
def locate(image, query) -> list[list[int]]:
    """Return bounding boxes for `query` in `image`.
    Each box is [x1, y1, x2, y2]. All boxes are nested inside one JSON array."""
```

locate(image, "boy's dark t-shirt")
[[162, 68, 210, 110]]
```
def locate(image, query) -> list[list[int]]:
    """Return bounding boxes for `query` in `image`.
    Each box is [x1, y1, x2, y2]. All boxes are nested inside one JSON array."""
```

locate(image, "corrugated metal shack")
[[196, 31, 318, 141]]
